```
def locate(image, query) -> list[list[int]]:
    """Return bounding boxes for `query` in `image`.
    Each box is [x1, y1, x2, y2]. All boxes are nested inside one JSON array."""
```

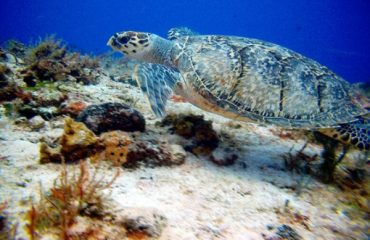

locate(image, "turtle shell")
[[174, 35, 367, 129]]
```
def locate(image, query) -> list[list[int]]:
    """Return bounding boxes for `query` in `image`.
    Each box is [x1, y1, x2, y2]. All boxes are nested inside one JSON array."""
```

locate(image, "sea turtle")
[[107, 28, 369, 150]]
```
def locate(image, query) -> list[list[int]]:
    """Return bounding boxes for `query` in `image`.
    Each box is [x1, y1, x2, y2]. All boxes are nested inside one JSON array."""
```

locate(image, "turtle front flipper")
[[133, 63, 182, 117], [320, 116, 369, 150]]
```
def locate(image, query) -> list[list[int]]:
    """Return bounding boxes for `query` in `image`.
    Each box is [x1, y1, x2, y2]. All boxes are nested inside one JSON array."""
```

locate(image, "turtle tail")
[[320, 116, 369, 150]]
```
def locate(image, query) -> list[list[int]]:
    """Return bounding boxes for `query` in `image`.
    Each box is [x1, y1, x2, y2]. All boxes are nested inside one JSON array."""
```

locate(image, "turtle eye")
[[118, 36, 130, 44]]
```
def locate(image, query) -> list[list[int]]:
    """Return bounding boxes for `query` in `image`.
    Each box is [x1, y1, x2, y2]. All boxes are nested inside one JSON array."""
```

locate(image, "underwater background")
[[1, 0, 370, 82]]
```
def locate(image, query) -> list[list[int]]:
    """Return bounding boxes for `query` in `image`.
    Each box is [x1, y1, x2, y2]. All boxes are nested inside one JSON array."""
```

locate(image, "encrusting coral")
[[97, 131, 132, 166]]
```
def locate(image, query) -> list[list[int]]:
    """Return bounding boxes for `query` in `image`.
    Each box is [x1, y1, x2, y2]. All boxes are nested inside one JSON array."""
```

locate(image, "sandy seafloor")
[[0, 62, 369, 240]]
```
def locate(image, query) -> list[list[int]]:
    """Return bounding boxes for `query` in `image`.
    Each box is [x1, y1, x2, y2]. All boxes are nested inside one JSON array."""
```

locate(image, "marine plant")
[[283, 143, 317, 174], [283, 143, 317, 195], [25, 161, 121, 239]]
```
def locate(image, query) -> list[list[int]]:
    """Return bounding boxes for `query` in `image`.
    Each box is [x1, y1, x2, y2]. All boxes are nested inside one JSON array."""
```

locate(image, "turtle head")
[[107, 31, 175, 66], [107, 31, 153, 58]]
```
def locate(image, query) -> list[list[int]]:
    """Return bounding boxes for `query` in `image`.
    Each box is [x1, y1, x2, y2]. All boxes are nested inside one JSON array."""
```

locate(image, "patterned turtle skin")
[[107, 28, 369, 150]]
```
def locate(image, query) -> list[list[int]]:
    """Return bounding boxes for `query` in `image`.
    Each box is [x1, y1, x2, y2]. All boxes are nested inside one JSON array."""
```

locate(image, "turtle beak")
[[107, 37, 114, 47]]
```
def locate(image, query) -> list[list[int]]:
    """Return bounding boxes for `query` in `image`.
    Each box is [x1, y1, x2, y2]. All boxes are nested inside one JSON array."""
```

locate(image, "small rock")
[[266, 224, 275, 230], [60, 100, 87, 117], [119, 209, 167, 238], [0, 215, 6, 233], [76, 102, 145, 134], [16, 182, 27, 187], [209, 147, 238, 166], [124, 132, 185, 168], [29, 115, 45, 130], [33, 88, 67, 107], [276, 224, 301, 240], [14, 117, 28, 124], [38, 106, 59, 120], [169, 144, 187, 165]]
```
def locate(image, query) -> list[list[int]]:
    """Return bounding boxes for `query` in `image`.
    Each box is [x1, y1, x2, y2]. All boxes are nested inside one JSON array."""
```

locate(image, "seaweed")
[[21, 36, 101, 87], [283, 143, 317, 174], [26, 161, 121, 239], [25, 36, 67, 64], [3, 39, 26, 58]]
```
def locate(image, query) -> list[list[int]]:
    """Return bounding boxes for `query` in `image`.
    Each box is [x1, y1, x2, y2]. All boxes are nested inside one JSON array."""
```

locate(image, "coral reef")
[[0, 37, 102, 122], [16, 82, 67, 120], [40, 117, 104, 163], [161, 113, 219, 155], [76, 102, 146, 134]]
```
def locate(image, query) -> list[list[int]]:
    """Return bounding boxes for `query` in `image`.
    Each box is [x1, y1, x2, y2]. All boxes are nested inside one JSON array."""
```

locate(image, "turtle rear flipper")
[[321, 116, 369, 150], [133, 63, 182, 117]]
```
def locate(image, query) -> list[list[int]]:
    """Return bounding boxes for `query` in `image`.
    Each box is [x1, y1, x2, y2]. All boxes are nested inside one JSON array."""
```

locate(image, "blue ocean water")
[[1, 0, 369, 83]]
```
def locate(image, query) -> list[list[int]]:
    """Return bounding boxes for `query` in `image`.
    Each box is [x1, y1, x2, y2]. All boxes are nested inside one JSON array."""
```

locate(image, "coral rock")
[[161, 113, 219, 155], [0, 64, 22, 102], [76, 102, 145, 134], [210, 148, 238, 166], [40, 117, 104, 163], [32, 88, 67, 107], [119, 208, 167, 238], [124, 132, 186, 168]]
